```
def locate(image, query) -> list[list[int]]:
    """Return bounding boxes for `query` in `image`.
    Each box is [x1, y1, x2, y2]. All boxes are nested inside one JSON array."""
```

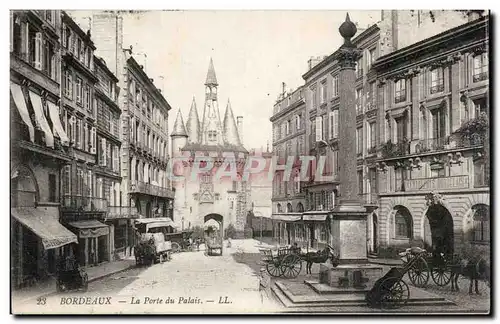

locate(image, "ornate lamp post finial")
[[339, 12, 358, 47]]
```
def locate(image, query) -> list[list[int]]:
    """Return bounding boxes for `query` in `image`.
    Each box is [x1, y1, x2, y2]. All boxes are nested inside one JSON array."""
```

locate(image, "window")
[[296, 114, 301, 130], [356, 57, 363, 78], [332, 110, 339, 139], [368, 122, 376, 151], [367, 82, 376, 109], [12, 14, 22, 56], [395, 116, 407, 143], [430, 67, 444, 94], [331, 75, 339, 98], [107, 142, 112, 168], [356, 127, 363, 154], [86, 170, 93, 197], [62, 165, 71, 195], [64, 70, 73, 99], [76, 38, 82, 59], [208, 130, 217, 142], [357, 170, 363, 194], [320, 81, 327, 104], [286, 120, 290, 135], [29, 29, 43, 70], [84, 84, 91, 111], [43, 40, 56, 79], [367, 47, 377, 69], [315, 116, 323, 141], [431, 108, 445, 141], [64, 25, 71, 49], [48, 174, 56, 202], [311, 86, 317, 109], [472, 205, 489, 242], [473, 97, 487, 117], [76, 77, 83, 104], [320, 224, 327, 242], [394, 79, 406, 103], [356, 88, 362, 114], [75, 118, 81, 148], [473, 52, 488, 82], [395, 211, 412, 238]]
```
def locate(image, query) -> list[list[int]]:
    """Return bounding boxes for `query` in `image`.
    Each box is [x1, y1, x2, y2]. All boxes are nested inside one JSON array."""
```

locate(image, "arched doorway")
[[204, 213, 224, 240], [286, 203, 293, 213], [393, 206, 413, 240], [296, 202, 304, 213], [425, 204, 454, 256], [372, 213, 378, 254]]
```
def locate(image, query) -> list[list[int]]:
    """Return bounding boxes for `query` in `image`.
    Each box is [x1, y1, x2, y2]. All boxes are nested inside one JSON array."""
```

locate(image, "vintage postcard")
[[10, 9, 490, 315]]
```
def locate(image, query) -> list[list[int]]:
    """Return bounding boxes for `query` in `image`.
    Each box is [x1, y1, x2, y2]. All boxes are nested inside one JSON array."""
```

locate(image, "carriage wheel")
[[407, 257, 430, 288], [172, 242, 181, 253], [281, 254, 302, 279], [431, 266, 452, 286], [380, 278, 410, 309], [266, 261, 283, 277]]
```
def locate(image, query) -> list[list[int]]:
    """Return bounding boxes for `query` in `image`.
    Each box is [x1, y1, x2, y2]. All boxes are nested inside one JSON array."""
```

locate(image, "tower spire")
[[186, 96, 200, 143], [170, 110, 188, 137], [223, 99, 241, 147], [205, 57, 218, 86]]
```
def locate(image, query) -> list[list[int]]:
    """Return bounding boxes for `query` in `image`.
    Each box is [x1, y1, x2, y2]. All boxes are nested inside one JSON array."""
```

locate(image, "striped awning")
[[10, 82, 35, 142], [272, 214, 302, 222], [11, 207, 78, 250], [302, 212, 329, 221], [28, 90, 54, 148], [47, 100, 69, 146]]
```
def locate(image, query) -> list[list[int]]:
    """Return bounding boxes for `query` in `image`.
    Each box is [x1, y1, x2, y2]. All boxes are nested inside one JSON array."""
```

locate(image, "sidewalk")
[[12, 258, 135, 303]]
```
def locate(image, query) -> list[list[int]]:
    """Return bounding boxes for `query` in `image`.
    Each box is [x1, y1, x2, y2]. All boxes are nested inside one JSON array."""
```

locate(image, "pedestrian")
[[259, 267, 270, 304]]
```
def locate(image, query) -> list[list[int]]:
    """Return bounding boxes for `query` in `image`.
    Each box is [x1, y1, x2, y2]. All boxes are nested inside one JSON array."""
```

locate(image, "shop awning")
[[11, 207, 78, 250], [302, 212, 329, 222], [10, 82, 35, 142], [68, 220, 109, 238], [272, 214, 302, 222], [28, 90, 54, 148], [47, 100, 69, 146]]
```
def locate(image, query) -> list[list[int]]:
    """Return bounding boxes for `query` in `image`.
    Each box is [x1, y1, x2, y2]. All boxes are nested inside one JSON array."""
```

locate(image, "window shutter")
[[101, 138, 106, 166], [62, 24, 67, 47], [328, 112, 334, 139], [333, 110, 339, 138], [113, 146, 119, 172], [75, 119, 81, 148], [315, 117, 322, 142], [90, 127, 96, 154], [34, 32, 43, 70]]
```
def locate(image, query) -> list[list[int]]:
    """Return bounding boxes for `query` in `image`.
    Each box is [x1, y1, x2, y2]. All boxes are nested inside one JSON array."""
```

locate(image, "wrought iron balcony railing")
[[107, 206, 139, 219], [394, 93, 406, 104], [430, 83, 445, 94], [61, 195, 108, 212], [473, 71, 488, 83], [129, 181, 175, 199], [395, 175, 470, 192]]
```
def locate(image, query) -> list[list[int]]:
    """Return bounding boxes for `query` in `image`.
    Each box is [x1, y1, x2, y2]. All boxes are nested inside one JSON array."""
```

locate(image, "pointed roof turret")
[[223, 99, 241, 147], [170, 110, 188, 137], [205, 57, 218, 86], [186, 96, 200, 143]]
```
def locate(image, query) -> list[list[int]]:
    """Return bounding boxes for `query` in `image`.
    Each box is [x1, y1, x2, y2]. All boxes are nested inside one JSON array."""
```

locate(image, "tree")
[[224, 223, 236, 240]]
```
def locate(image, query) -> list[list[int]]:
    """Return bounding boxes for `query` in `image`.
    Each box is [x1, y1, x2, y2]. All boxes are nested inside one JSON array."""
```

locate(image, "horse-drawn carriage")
[[260, 245, 337, 279], [206, 234, 223, 256], [164, 230, 195, 253], [134, 218, 174, 266]]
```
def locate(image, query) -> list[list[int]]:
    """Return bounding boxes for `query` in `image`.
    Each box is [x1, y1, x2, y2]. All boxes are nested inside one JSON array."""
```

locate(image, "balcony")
[[359, 193, 379, 205], [397, 175, 469, 192], [415, 137, 448, 153], [107, 206, 139, 219], [129, 181, 175, 199], [473, 71, 488, 83], [394, 94, 407, 104], [61, 195, 108, 212], [430, 84, 445, 94], [380, 140, 410, 159]]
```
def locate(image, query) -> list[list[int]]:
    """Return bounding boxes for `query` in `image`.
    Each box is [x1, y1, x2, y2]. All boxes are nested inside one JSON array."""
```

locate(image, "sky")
[[71, 10, 382, 151]]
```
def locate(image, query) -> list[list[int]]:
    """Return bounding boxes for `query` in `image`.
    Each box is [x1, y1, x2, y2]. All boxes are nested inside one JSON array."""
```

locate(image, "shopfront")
[[67, 220, 110, 267]]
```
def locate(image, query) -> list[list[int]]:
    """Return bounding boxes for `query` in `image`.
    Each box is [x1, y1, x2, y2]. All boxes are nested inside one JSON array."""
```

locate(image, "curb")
[[18, 263, 136, 303]]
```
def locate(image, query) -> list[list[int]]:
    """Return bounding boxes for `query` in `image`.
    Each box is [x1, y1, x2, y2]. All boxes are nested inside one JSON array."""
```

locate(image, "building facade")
[[58, 11, 114, 267], [372, 15, 489, 255], [269, 86, 308, 247], [171, 59, 250, 236], [10, 10, 78, 287]]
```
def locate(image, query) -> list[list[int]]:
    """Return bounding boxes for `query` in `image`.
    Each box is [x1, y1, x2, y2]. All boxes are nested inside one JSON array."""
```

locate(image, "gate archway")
[[425, 204, 454, 256], [204, 213, 224, 238]]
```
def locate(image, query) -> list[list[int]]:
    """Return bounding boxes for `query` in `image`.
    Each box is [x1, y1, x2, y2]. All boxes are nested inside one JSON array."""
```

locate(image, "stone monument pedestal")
[[318, 263, 383, 291]]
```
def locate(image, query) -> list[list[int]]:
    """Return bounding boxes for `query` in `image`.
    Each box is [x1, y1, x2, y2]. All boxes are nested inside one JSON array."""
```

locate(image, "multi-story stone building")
[[10, 10, 78, 287], [271, 10, 486, 254], [372, 14, 489, 255], [85, 12, 174, 227], [170, 59, 250, 236], [58, 11, 114, 267], [269, 86, 308, 246]]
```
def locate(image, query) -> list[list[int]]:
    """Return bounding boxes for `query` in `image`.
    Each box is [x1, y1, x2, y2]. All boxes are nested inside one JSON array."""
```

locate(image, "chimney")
[[237, 116, 243, 144]]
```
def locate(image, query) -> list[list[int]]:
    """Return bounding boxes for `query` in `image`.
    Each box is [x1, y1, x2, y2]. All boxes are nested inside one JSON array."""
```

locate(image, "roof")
[[205, 58, 218, 86], [223, 99, 242, 147], [171, 110, 188, 137]]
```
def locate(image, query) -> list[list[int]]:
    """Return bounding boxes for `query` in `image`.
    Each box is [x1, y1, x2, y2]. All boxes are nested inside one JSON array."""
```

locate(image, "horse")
[[450, 255, 490, 294], [300, 245, 339, 274]]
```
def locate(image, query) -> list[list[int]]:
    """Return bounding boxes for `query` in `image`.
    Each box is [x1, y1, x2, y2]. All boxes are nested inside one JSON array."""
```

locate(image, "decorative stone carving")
[[337, 46, 362, 69], [377, 78, 386, 88], [425, 191, 445, 206]]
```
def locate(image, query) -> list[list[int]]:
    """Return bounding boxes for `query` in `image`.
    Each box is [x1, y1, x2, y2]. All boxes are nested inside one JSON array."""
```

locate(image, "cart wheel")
[[380, 278, 410, 309], [407, 257, 430, 288], [172, 242, 181, 253], [266, 261, 284, 277], [431, 266, 452, 286], [281, 254, 302, 279]]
